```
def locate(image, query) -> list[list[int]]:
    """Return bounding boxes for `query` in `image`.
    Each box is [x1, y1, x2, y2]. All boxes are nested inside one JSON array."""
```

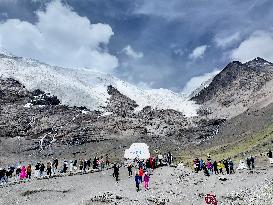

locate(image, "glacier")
[[0, 52, 199, 117]]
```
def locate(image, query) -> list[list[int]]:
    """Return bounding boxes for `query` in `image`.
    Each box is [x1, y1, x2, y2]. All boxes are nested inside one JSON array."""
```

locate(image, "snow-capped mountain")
[[0, 52, 199, 117]]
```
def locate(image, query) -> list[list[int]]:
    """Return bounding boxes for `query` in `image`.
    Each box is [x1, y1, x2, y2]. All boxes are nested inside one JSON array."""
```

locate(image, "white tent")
[[124, 143, 150, 160], [237, 160, 248, 170]]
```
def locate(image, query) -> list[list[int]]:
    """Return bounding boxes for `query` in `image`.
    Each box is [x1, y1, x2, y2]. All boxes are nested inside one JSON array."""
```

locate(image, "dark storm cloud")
[[0, 0, 273, 92]]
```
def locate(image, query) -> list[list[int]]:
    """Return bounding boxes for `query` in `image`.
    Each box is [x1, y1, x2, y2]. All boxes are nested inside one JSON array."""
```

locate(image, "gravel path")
[[1, 165, 273, 205]]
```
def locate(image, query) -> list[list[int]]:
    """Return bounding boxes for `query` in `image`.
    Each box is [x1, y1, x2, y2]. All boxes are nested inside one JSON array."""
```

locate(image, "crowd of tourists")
[[0, 151, 174, 192], [0, 154, 111, 185], [192, 154, 260, 176], [193, 155, 236, 176]]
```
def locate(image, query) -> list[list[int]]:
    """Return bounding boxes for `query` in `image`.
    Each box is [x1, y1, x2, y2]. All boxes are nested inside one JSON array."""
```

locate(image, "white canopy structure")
[[124, 143, 150, 160], [237, 160, 248, 170]]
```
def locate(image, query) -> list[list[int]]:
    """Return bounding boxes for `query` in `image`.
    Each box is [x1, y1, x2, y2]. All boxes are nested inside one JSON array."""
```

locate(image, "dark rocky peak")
[[244, 57, 273, 70], [0, 78, 30, 102], [0, 78, 60, 106], [191, 58, 273, 104], [105, 85, 138, 117]]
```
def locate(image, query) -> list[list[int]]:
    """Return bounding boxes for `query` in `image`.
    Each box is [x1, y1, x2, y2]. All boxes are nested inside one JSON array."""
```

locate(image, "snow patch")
[[81, 110, 89, 114], [24, 103, 32, 108], [101, 112, 113, 117]]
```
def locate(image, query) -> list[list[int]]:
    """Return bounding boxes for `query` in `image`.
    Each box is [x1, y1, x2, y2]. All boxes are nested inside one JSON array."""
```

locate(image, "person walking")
[[26, 164, 32, 179], [63, 161, 68, 173], [73, 160, 78, 171], [223, 160, 229, 174], [35, 163, 40, 178], [143, 172, 150, 190], [113, 164, 119, 181], [40, 163, 45, 177], [52, 158, 58, 174], [250, 156, 255, 169], [213, 161, 218, 174], [16, 166, 21, 180], [135, 172, 141, 192], [100, 156, 105, 170], [228, 159, 235, 174], [79, 159, 84, 171], [83, 160, 88, 173], [106, 154, 110, 168], [20, 166, 27, 180], [217, 161, 224, 174], [127, 163, 133, 177], [93, 157, 98, 169], [200, 159, 204, 171], [47, 162, 52, 177], [246, 157, 251, 169], [69, 160, 74, 173], [0, 168, 7, 184], [87, 159, 91, 170], [139, 167, 144, 183]]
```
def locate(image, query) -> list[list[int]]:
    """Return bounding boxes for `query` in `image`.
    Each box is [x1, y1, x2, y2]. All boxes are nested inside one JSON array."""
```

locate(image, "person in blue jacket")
[[135, 172, 141, 191]]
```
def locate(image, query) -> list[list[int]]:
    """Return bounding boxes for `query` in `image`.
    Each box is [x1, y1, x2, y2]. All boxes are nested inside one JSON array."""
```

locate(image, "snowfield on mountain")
[[0, 52, 198, 117]]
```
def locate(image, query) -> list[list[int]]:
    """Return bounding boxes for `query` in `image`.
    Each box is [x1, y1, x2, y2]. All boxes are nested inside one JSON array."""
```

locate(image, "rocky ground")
[[1, 162, 273, 205]]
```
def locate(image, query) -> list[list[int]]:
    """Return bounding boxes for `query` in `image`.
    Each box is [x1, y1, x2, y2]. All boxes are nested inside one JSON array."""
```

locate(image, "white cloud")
[[231, 31, 273, 63], [122, 45, 143, 59], [0, 0, 118, 73], [182, 69, 220, 95], [189, 45, 207, 60], [215, 32, 240, 48]]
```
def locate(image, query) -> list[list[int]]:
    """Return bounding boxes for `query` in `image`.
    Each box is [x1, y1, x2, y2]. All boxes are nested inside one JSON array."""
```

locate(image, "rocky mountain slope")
[[1, 53, 273, 167], [191, 57, 273, 119], [0, 76, 222, 165]]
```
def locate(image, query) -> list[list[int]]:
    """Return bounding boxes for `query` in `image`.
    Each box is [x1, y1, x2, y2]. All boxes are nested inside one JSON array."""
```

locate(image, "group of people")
[[192, 154, 263, 176], [193, 156, 235, 176], [112, 152, 174, 192], [0, 155, 111, 185], [128, 153, 174, 192]]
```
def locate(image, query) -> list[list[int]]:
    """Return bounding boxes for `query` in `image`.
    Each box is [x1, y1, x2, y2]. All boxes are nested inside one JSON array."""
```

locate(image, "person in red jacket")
[[138, 167, 144, 183]]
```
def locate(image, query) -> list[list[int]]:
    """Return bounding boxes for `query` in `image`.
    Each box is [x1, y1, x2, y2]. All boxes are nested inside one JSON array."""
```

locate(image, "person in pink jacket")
[[143, 172, 150, 190], [20, 166, 27, 180]]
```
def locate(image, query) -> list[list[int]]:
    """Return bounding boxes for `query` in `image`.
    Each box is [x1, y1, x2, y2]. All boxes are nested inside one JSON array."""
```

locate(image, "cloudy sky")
[[0, 0, 273, 92]]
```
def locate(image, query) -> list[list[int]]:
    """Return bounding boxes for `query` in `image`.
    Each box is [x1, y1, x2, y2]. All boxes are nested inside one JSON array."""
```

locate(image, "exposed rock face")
[[0, 77, 222, 163], [105, 85, 138, 117], [0, 78, 31, 103], [31, 89, 60, 106], [191, 58, 273, 119]]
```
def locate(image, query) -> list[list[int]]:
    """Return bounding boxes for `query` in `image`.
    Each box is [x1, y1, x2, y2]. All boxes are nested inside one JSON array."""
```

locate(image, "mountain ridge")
[[191, 57, 273, 119]]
